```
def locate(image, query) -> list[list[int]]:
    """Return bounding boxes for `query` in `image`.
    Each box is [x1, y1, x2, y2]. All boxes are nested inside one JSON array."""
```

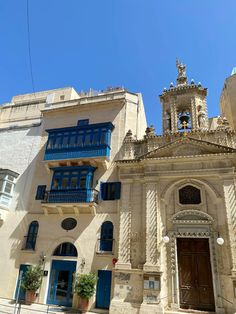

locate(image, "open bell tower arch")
[[160, 59, 209, 134]]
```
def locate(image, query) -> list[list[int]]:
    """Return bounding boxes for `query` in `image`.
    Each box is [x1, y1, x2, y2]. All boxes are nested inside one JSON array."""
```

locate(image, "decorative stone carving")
[[145, 125, 155, 138], [176, 59, 188, 86], [144, 183, 159, 271], [116, 183, 132, 269], [172, 209, 214, 224]]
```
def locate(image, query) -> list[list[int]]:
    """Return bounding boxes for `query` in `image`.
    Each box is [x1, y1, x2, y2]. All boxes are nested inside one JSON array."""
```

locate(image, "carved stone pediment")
[[140, 137, 236, 159]]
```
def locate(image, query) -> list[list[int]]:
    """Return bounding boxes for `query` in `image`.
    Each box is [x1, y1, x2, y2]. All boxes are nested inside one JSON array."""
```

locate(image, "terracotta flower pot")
[[79, 297, 89, 313], [25, 290, 36, 305]]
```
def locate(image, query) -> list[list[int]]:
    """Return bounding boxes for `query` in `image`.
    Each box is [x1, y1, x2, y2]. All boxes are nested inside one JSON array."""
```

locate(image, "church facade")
[[111, 62, 236, 314], [0, 62, 236, 314]]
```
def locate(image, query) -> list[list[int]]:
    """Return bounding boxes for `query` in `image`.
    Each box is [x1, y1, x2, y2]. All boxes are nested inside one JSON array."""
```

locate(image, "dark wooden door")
[[177, 238, 215, 311]]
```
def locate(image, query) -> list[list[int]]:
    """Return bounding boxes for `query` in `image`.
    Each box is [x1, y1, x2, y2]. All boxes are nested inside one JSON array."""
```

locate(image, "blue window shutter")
[[115, 182, 121, 200], [100, 182, 106, 200], [35, 185, 46, 200]]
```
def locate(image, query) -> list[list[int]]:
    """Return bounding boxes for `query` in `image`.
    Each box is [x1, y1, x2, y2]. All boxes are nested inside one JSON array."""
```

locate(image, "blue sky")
[[0, 0, 235, 133]]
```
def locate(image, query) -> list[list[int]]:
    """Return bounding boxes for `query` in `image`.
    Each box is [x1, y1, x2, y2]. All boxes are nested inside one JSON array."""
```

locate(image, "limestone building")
[[220, 68, 236, 131], [0, 86, 146, 310], [111, 61, 236, 314]]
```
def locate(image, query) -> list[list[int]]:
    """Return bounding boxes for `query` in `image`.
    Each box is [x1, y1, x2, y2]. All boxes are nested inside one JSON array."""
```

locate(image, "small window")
[[23, 221, 39, 250], [77, 119, 89, 126], [101, 182, 121, 200], [179, 185, 201, 204], [35, 185, 46, 200], [61, 218, 77, 231], [60, 95, 65, 100], [100, 221, 114, 252]]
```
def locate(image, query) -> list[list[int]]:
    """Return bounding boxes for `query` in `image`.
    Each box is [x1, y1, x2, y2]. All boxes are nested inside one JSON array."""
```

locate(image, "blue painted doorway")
[[96, 270, 112, 309], [15, 264, 29, 301], [47, 260, 76, 307]]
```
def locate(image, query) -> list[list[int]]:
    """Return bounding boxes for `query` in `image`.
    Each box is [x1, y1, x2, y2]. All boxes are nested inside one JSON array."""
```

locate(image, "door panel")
[[177, 238, 215, 311], [47, 260, 76, 307], [96, 270, 112, 309], [15, 264, 29, 300]]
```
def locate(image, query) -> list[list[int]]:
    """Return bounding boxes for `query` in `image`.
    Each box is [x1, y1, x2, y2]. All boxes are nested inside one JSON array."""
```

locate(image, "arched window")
[[53, 242, 78, 257], [25, 221, 39, 250], [100, 221, 113, 252], [179, 185, 201, 204]]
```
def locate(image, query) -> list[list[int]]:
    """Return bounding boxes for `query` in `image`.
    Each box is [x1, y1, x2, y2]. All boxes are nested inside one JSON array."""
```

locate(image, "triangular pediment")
[[140, 137, 236, 159]]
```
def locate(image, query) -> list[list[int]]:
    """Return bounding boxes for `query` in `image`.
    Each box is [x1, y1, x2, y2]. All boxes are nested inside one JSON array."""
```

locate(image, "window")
[[100, 221, 113, 252], [0, 170, 18, 206], [35, 185, 46, 200], [53, 242, 77, 256], [51, 166, 96, 191], [101, 182, 121, 200], [24, 221, 39, 250], [77, 119, 89, 126], [61, 218, 77, 231], [179, 185, 201, 204]]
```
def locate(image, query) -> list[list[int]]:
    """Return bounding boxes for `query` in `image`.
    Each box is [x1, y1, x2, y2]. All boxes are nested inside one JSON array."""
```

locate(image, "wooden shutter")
[[115, 182, 121, 199]]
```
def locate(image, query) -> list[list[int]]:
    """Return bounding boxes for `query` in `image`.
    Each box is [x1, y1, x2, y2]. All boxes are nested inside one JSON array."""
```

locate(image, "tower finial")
[[176, 58, 188, 86]]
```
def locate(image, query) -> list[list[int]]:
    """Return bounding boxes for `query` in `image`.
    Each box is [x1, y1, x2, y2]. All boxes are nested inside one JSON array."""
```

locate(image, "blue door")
[[47, 260, 76, 307], [15, 264, 29, 300], [96, 270, 112, 309]]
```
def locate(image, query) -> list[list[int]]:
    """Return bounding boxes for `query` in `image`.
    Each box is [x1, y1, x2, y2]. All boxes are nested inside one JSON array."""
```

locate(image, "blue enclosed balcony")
[[44, 121, 114, 165], [39, 166, 98, 215]]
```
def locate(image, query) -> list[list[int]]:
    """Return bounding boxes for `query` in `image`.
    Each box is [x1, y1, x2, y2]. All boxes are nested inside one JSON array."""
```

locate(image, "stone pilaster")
[[191, 97, 198, 130], [223, 179, 236, 274], [143, 182, 160, 272], [170, 103, 178, 133], [116, 183, 131, 269]]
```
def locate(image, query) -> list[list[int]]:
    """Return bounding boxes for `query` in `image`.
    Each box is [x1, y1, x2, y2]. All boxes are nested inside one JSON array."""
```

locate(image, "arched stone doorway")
[[47, 242, 77, 307], [168, 210, 222, 312]]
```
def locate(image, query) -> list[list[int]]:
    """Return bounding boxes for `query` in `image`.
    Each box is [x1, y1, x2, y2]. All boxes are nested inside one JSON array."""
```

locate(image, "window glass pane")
[[72, 171, 79, 175], [0, 180, 3, 192], [100, 132, 107, 144], [77, 135, 83, 146], [61, 178, 69, 189], [84, 134, 91, 145], [4, 182, 12, 194], [69, 135, 76, 146], [71, 177, 78, 189], [52, 178, 60, 189], [62, 136, 69, 147], [92, 132, 100, 144], [79, 177, 86, 188], [7, 175, 14, 182], [54, 137, 62, 148]]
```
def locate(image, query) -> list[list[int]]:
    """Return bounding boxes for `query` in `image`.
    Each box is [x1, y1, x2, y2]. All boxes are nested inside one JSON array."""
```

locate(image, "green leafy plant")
[[74, 273, 97, 300], [21, 265, 43, 292]]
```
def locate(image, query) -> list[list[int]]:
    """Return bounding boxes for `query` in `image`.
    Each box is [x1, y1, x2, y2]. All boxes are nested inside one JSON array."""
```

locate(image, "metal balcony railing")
[[96, 238, 114, 254], [22, 236, 37, 251], [42, 188, 98, 204]]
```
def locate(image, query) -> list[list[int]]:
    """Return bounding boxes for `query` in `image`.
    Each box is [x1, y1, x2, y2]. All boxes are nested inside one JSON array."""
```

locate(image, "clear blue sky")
[[0, 0, 235, 133]]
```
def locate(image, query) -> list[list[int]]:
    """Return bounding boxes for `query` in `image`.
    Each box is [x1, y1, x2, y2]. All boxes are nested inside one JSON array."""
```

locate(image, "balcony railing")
[[96, 238, 114, 254], [42, 189, 98, 204], [22, 236, 37, 251]]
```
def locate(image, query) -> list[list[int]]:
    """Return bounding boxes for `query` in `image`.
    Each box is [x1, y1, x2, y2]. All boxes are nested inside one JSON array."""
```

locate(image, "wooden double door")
[[177, 238, 215, 311]]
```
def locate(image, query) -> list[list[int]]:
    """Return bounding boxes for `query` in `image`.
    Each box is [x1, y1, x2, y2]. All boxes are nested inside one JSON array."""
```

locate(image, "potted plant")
[[74, 273, 96, 313], [21, 265, 43, 305]]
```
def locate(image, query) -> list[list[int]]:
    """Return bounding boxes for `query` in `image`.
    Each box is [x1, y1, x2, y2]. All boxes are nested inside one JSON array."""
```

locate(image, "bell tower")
[[160, 60, 208, 134]]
